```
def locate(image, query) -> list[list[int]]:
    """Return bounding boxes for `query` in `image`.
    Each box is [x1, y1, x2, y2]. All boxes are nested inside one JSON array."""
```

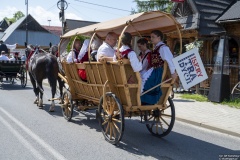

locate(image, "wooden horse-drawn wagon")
[[58, 11, 182, 144]]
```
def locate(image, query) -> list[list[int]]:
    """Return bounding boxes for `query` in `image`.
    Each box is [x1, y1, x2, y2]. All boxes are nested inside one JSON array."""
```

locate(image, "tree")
[[4, 11, 25, 24], [132, 0, 174, 13]]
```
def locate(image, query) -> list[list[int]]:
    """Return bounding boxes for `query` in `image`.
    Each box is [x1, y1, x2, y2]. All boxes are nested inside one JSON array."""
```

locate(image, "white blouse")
[[139, 49, 151, 75], [156, 41, 176, 74], [66, 50, 77, 63], [113, 45, 142, 72]]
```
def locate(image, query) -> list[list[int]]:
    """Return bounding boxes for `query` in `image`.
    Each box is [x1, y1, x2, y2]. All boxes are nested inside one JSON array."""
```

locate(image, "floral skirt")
[[141, 67, 163, 105]]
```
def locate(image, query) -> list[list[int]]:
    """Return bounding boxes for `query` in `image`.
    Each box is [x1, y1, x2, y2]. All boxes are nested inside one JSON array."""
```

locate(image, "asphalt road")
[[0, 80, 240, 160]]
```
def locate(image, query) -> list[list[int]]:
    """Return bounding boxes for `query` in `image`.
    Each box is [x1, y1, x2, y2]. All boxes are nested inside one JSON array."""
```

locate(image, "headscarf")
[[78, 39, 90, 61]]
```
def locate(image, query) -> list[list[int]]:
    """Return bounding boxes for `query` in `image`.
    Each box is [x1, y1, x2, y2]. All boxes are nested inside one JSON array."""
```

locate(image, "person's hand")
[[115, 52, 122, 60], [171, 72, 178, 80]]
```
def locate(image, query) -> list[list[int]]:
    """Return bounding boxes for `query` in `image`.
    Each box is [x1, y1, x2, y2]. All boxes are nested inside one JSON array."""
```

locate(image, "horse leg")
[[57, 77, 64, 104], [38, 81, 44, 109], [29, 73, 39, 104], [49, 79, 57, 112]]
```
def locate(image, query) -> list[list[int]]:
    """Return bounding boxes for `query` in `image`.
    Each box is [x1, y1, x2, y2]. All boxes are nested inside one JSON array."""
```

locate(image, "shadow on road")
[[0, 81, 32, 90], [44, 106, 239, 160]]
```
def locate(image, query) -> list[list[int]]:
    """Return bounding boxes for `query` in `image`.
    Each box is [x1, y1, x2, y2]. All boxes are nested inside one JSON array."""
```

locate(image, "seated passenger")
[[141, 30, 177, 105], [21, 54, 26, 61], [66, 39, 82, 63], [0, 51, 9, 60], [96, 32, 118, 61], [9, 54, 15, 61], [14, 52, 21, 60], [90, 37, 102, 61], [137, 38, 151, 75], [113, 32, 142, 73], [77, 39, 90, 82]]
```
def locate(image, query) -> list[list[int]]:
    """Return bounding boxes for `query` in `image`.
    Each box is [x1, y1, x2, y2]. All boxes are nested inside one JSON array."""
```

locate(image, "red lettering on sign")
[[191, 56, 203, 77]]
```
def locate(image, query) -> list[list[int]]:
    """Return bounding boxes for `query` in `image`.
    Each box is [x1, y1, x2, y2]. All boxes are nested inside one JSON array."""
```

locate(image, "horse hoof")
[[34, 100, 38, 104], [38, 106, 43, 109], [49, 109, 54, 112]]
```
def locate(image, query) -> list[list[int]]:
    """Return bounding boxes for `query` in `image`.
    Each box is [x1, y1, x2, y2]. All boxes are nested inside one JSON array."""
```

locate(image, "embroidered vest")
[[140, 51, 151, 64], [150, 44, 165, 68], [119, 49, 133, 59]]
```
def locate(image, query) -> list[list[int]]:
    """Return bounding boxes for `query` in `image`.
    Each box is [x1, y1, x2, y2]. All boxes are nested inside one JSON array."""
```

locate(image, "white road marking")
[[0, 107, 67, 160], [0, 115, 46, 160]]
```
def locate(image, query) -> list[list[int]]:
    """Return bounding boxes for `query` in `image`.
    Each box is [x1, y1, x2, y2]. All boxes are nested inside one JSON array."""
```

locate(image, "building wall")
[[4, 30, 59, 47]]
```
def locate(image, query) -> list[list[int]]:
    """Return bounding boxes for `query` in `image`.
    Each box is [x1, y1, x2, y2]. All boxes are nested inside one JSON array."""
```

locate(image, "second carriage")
[[0, 60, 27, 87]]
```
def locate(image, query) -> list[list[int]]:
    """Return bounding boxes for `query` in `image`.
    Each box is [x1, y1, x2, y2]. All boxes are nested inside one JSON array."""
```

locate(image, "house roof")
[[0, 19, 9, 31], [1, 14, 59, 46], [65, 19, 98, 32], [172, 0, 234, 35], [42, 25, 62, 36], [216, 0, 240, 23]]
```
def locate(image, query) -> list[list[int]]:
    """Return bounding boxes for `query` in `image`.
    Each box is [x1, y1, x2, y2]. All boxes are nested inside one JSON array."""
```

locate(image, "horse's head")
[[49, 45, 58, 57]]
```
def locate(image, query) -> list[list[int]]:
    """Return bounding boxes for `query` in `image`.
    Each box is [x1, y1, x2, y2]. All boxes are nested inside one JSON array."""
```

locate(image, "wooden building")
[[167, 0, 238, 93]]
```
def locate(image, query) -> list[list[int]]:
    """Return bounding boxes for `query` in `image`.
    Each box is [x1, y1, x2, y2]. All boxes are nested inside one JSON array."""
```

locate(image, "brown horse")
[[27, 46, 60, 111]]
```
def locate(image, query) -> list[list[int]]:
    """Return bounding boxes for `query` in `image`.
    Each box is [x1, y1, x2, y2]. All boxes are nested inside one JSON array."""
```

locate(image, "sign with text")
[[172, 48, 208, 90]]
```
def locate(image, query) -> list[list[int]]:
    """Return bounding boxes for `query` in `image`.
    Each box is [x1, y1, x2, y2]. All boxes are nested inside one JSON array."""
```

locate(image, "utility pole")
[[48, 19, 51, 27], [58, 0, 68, 35], [25, 0, 28, 45]]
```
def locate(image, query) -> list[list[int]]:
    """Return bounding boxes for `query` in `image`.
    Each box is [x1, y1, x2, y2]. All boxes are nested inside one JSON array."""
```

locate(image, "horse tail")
[[46, 56, 58, 94]]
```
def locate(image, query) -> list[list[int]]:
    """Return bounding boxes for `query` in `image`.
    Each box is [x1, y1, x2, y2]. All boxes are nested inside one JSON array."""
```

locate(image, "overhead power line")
[[74, 0, 131, 12]]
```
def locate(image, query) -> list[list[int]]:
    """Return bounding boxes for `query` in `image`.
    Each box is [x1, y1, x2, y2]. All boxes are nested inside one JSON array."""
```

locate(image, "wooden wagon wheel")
[[61, 90, 74, 121], [11, 78, 14, 84], [98, 92, 124, 145], [145, 97, 175, 138], [20, 67, 27, 88], [231, 81, 240, 100]]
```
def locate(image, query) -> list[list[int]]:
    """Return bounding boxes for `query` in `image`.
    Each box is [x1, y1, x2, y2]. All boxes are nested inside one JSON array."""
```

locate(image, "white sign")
[[10, 49, 26, 57], [172, 48, 208, 90]]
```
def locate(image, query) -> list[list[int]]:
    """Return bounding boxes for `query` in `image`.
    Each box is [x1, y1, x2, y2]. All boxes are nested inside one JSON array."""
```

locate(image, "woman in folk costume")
[[141, 30, 177, 105], [113, 32, 142, 72], [66, 39, 82, 63], [137, 38, 151, 75], [77, 39, 90, 81]]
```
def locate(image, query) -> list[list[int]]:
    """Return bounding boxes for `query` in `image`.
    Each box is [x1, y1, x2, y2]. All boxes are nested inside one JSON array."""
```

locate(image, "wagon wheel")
[[20, 68, 27, 88], [61, 90, 74, 121], [98, 92, 124, 145], [11, 78, 14, 84], [145, 97, 175, 138], [231, 81, 240, 100]]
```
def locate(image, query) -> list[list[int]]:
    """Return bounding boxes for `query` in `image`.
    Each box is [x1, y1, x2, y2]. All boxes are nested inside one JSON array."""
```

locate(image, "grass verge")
[[178, 93, 240, 109]]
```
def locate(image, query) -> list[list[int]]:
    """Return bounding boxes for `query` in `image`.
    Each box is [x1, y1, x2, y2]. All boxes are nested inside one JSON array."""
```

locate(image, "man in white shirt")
[[96, 32, 118, 61], [0, 51, 9, 60]]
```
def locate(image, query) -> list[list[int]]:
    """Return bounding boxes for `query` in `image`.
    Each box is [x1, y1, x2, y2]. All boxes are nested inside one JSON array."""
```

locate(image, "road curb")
[[176, 117, 240, 138]]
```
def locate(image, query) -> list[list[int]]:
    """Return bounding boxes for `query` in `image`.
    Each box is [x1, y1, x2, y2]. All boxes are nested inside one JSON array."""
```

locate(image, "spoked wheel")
[[98, 92, 124, 145], [231, 81, 240, 100], [145, 97, 175, 138], [20, 68, 27, 88], [11, 78, 14, 84], [61, 90, 74, 121]]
